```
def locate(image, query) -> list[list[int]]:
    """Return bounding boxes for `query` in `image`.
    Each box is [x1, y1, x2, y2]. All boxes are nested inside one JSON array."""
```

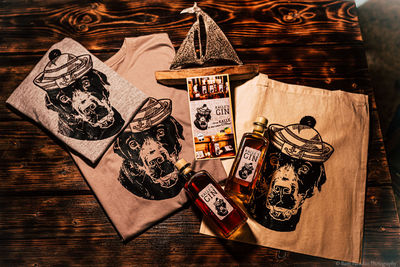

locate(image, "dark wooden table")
[[1, 0, 399, 265]]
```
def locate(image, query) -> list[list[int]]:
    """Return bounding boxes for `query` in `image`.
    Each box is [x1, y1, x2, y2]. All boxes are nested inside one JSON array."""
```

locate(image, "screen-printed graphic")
[[33, 49, 124, 140], [113, 97, 186, 200], [246, 116, 334, 231]]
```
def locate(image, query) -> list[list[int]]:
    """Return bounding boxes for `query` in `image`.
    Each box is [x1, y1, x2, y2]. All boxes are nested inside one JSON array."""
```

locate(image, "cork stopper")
[[175, 158, 192, 175], [253, 116, 268, 133]]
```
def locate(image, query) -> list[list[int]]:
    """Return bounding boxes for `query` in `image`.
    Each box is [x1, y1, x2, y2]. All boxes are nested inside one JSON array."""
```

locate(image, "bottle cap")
[[253, 116, 268, 132], [175, 158, 192, 176], [254, 116, 268, 126], [175, 158, 189, 170]]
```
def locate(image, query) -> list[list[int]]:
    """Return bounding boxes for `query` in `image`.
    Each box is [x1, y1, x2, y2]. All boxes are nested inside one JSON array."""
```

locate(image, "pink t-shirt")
[[70, 33, 227, 240]]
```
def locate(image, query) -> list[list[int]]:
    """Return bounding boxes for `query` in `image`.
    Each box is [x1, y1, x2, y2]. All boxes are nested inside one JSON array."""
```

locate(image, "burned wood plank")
[[0, 0, 362, 53], [0, 121, 86, 192], [363, 187, 400, 263], [0, 186, 398, 265]]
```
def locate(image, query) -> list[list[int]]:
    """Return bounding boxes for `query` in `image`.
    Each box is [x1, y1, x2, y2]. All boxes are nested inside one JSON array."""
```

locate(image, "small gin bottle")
[[210, 135, 220, 157], [225, 116, 269, 204], [175, 159, 247, 238]]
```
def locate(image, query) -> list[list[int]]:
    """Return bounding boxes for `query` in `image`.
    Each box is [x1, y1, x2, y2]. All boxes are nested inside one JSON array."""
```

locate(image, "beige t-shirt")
[[71, 33, 227, 240]]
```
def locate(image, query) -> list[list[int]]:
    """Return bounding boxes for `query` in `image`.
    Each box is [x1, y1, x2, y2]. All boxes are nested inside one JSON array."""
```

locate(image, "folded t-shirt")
[[6, 38, 147, 163], [70, 33, 227, 240]]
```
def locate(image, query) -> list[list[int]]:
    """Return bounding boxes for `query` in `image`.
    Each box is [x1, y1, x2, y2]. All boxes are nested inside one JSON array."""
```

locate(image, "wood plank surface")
[[0, 0, 362, 53], [1, 0, 399, 265], [1, 187, 398, 239], [0, 186, 398, 265], [155, 64, 260, 86]]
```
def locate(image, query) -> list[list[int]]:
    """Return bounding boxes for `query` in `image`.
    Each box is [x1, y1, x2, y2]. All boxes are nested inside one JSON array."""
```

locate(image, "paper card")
[[186, 74, 237, 160]]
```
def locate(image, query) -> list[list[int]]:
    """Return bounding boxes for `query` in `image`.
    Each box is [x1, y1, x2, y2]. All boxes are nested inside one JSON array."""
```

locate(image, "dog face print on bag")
[[33, 49, 124, 140], [114, 97, 186, 200], [247, 116, 334, 231]]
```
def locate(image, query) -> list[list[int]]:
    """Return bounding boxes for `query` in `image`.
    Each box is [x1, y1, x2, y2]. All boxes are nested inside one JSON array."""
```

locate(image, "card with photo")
[[186, 74, 237, 160]]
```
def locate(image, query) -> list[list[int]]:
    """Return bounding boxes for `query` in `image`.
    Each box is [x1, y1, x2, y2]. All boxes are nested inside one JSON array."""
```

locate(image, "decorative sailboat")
[[170, 2, 242, 69], [155, 3, 258, 85]]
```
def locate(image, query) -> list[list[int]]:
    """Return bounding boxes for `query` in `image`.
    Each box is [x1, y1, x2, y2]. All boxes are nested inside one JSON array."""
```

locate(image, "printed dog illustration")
[[34, 49, 124, 140], [247, 116, 334, 231], [238, 163, 254, 180], [114, 98, 186, 200], [214, 198, 229, 216], [194, 104, 211, 130]]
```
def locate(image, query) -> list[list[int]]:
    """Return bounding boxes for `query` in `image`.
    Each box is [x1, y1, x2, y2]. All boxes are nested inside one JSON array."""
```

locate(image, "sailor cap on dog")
[[197, 104, 211, 116], [33, 49, 92, 91], [129, 97, 172, 132], [269, 116, 334, 162]]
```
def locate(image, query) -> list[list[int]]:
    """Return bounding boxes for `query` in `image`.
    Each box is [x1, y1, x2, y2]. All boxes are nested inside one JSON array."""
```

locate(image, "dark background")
[[357, 0, 400, 218]]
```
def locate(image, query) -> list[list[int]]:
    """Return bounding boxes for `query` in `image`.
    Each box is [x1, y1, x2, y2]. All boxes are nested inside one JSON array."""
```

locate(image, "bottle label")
[[195, 151, 205, 159], [215, 143, 220, 156], [198, 184, 233, 220], [235, 146, 261, 183]]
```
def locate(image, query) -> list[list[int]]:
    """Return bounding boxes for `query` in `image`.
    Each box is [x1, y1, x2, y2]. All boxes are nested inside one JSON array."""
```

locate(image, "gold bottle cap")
[[175, 158, 189, 171], [175, 158, 193, 176], [253, 116, 268, 132], [254, 116, 268, 126]]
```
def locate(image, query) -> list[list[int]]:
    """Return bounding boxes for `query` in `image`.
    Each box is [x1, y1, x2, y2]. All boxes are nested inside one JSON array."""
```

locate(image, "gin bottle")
[[225, 116, 269, 204], [175, 159, 247, 238], [210, 135, 220, 157]]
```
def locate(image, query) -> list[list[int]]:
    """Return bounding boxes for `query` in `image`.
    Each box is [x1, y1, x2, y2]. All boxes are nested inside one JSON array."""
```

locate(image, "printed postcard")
[[186, 74, 237, 160]]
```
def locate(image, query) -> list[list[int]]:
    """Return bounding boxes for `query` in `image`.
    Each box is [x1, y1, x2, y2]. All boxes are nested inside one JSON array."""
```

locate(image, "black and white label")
[[235, 146, 261, 183], [198, 184, 233, 220]]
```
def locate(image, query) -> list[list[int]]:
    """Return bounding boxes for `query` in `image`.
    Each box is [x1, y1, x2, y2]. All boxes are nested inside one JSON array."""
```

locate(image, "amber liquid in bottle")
[[210, 135, 220, 157], [225, 117, 269, 204], [175, 159, 247, 238]]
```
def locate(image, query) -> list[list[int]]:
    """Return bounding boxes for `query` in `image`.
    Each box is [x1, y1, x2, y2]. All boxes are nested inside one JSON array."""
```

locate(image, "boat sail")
[[170, 2, 243, 69]]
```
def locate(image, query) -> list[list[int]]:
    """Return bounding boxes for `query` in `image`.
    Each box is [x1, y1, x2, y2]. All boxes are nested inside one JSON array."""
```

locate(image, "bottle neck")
[[180, 167, 195, 180], [252, 126, 265, 135]]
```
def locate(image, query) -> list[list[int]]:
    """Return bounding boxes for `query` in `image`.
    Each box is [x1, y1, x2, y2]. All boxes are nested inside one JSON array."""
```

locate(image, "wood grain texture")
[[364, 186, 400, 263], [0, 120, 86, 193], [0, 0, 362, 53], [155, 64, 259, 85], [0, 186, 398, 265], [1, 0, 399, 265]]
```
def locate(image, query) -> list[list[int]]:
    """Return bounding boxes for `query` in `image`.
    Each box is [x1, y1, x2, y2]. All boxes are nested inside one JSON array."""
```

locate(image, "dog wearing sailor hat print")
[[247, 116, 334, 232], [113, 97, 186, 200], [33, 49, 124, 140]]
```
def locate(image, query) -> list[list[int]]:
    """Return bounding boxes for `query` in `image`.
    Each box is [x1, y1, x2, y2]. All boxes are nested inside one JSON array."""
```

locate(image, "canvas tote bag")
[[200, 73, 369, 263]]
